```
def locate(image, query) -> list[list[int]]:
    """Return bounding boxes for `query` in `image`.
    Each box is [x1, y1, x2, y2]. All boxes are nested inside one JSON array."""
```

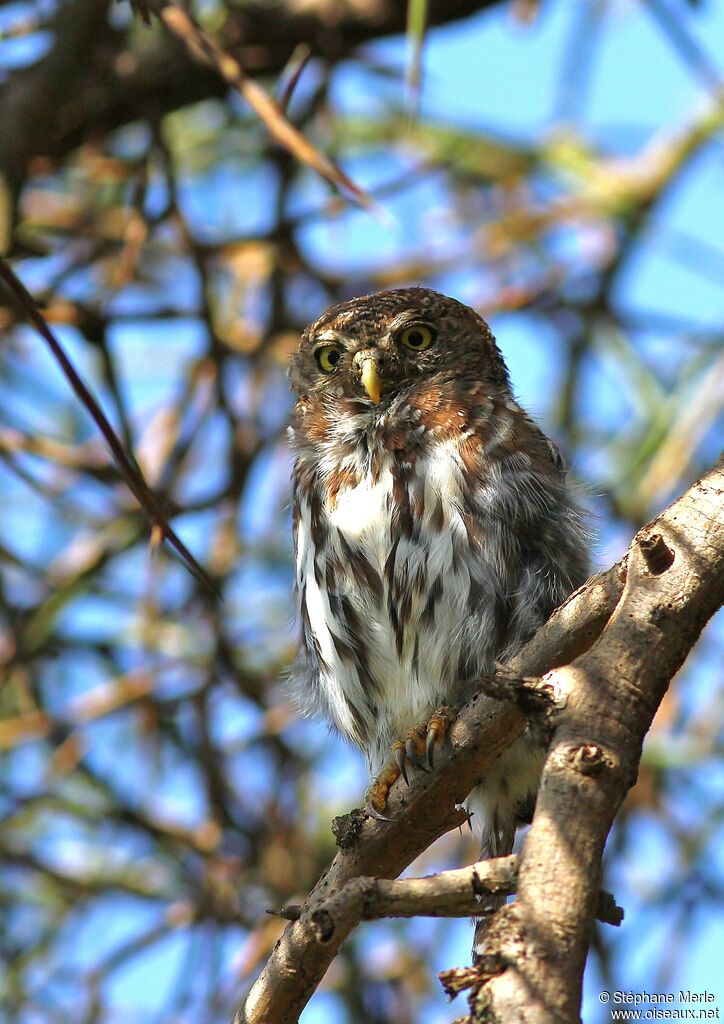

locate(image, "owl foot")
[[364, 706, 457, 819], [364, 761, 401, 821], [424, 705, 456, 767]]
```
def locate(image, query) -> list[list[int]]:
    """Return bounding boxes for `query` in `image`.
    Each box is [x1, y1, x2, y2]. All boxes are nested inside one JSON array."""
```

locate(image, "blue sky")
[[1, 1, 723, 1021]]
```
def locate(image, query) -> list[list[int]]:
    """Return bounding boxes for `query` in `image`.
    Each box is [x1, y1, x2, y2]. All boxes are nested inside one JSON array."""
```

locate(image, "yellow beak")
[[361, 358, 382, 403]]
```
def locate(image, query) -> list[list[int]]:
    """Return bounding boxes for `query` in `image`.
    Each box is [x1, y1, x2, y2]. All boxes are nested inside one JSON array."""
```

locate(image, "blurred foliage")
[[0, 1, 722, 1022]]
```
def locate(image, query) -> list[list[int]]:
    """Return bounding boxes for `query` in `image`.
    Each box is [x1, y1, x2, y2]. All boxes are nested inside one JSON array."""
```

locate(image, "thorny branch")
[[235, 456, 724, 1024]]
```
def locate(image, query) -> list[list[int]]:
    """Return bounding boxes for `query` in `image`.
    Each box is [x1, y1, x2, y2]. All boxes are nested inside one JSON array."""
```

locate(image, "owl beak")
[[360, 357, 382, 403]]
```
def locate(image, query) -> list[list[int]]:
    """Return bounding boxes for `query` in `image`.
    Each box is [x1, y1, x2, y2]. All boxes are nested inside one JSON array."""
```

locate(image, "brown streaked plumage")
[[288, 287, 589, 953]]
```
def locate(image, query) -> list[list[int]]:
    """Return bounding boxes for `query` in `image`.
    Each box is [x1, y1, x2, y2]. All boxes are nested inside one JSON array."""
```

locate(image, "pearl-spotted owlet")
[[288, 287, 588, 949]]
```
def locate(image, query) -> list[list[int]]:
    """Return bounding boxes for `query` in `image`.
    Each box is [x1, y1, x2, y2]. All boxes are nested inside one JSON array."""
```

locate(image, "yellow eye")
[[315, 344, 343, 372], [398, 325, 435, 351]]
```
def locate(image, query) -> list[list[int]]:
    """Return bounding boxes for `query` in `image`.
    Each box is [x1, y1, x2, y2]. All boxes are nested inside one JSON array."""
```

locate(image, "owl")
[[288, 287, 588, 943]]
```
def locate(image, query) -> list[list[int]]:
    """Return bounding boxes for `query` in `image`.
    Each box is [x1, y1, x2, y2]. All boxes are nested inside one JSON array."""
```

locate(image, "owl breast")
[[294, 434, 505, 774]]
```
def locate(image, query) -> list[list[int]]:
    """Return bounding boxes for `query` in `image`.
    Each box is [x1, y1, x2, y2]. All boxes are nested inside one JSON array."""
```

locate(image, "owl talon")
[[364, 800, 394, 822], [426, 727, 437, 769], [393, 742, 410, 785], [362, 708, 458, 816], [424, 705, 457, 769], [404, 735, 429, 772]]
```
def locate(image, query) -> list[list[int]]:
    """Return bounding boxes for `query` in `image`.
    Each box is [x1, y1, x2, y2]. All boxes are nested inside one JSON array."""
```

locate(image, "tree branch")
[[469, 456, 724, 1023], [140, 0, 374, 208], [232, 457, 723, 1024], [0, 0, 509, 246], [303, 856, 622, 939], [0, 257, 218, 597]]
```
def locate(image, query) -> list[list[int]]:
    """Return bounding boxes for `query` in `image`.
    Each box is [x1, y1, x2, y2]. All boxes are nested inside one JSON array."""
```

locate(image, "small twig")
[[405, 0, 428, 117], [307, 857, 622, 944], [135, 0, 375, 211], [309, 857, 518, 943], [0, 256, 218, 598], [644, 0, 723, 96], [277, 44, 313, 114], [266, 905, 302, 922]]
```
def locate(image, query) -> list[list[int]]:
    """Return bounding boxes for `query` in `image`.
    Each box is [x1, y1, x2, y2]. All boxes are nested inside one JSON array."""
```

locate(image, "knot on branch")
[[597, 890, 625, 926], [551, 741, 617, 777], [310, 908, 335, 943], [639, 532, 675, 575], [439, 954, 506, 1001], [331, 808, 366, 848], [475, 672, 556, 716], [570, 743, 607, 776]]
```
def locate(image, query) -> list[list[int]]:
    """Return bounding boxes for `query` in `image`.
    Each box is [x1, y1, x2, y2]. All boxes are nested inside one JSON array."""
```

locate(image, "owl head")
[[288, 287, 510, 405]]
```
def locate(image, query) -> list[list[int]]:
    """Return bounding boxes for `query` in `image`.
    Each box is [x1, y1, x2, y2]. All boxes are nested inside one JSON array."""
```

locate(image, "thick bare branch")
[[236, 702, 521, 1024], [233, 457, 723, 1024], [475, 455, 724, 1023]]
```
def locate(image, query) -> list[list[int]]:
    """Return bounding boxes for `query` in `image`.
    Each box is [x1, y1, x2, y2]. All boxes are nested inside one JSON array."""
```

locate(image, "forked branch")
[[234, 456, 723, 1024]]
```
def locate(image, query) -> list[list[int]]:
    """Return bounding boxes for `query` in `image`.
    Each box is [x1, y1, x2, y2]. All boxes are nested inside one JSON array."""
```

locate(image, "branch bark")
[[232, 456, 723, 1024], [308, 856, 519, 938], [304, 856, 622, 937], [476, 458, 724, 1023], [0, 0, 508, 248]]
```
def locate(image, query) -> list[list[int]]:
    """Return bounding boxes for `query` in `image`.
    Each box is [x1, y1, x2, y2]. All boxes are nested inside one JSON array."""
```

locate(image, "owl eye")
[[398, 325, 435, 351], [315, 344, 343, 373]]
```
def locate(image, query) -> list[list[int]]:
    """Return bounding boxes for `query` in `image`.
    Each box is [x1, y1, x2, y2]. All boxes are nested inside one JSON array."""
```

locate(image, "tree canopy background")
[[0, 1, 722, 1022]]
